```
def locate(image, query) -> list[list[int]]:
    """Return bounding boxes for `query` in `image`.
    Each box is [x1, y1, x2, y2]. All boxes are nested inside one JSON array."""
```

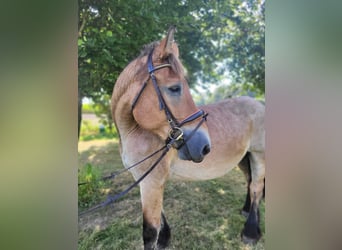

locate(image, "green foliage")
[[81, 103, 94, 113], [78, 0, 265, 101], [224, 82, 265, 100], [78, 163, 106, 209], [92, 94, 113, 129], [79, 120, 117, 141], [194, 82, 264, 106], [78, 0, 265, 136], [207, 83, 264, 104]]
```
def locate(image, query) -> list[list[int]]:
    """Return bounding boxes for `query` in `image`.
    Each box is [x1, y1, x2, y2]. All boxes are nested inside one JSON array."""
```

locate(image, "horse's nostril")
[[202, 144, 211, 156]]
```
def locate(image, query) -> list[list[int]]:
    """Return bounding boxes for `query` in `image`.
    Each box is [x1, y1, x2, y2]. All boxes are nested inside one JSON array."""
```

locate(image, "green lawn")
[[78, 139, 265, 250]]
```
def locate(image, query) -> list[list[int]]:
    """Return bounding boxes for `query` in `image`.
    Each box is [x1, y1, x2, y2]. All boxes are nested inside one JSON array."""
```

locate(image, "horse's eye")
[[167, 85, 182, 95]]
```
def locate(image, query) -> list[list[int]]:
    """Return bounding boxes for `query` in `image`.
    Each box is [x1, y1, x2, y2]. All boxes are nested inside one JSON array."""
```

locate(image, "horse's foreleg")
[[140, 181, 171, 250], [241, 151, 265, 244]]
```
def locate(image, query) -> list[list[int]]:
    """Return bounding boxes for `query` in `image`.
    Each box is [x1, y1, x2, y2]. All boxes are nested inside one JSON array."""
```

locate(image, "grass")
[[78, 139, 265, 249]]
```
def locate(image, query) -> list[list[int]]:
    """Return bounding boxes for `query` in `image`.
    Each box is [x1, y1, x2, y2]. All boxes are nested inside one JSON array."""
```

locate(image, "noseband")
[[132, 49, 208, 149]]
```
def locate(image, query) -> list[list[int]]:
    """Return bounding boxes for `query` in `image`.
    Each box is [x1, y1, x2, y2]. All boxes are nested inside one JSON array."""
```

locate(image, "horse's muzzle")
[[177, 129, 211, 163]]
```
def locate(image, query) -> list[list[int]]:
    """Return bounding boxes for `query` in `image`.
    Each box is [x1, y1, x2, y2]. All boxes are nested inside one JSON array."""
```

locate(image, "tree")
[[78, 0, 265, 137], [223, 0, 265, 95], [194, 0, 265, 94]]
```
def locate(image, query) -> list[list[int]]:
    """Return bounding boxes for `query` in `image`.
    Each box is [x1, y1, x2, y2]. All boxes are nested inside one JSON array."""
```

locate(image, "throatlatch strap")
[[131, 81, 147, 110]]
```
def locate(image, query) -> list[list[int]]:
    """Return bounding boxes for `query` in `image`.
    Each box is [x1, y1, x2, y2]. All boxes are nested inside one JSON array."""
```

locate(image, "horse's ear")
[[158, 26, 179, 59]]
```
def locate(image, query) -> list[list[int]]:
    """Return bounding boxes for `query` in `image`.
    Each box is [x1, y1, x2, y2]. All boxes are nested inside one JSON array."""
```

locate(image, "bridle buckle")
[[169, 127, 184, 141]]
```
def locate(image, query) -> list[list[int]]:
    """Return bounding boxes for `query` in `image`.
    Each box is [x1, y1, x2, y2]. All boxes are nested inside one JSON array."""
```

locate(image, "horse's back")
[[201, 96, 264, 121], [200, 96, 264, 139], [202, 96, 265, 153]]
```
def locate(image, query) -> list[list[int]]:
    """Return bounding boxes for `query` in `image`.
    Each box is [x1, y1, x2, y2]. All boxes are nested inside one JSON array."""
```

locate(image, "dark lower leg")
[[241, 151, 265, 244], [242, 184, 251, 217], [241, 198, 261, 244], [143, 215, 158, 250], [143, 212, 171, 250], [157, 212, 171, 248], [238, 153, 252, 216]]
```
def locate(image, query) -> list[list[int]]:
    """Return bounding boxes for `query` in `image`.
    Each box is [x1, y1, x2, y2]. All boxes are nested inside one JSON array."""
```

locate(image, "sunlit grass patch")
[[79, 120, 118, 141]]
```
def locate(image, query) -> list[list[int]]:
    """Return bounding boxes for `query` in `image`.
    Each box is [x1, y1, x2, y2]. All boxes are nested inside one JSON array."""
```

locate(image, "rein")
[[79, 144, 171, 216], [79, 49, 208, 216], [78, 145, 166, 186]]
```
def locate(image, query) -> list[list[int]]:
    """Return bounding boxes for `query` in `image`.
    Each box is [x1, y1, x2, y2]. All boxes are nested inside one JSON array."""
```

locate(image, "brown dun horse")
[[111, 27, 265, 249]]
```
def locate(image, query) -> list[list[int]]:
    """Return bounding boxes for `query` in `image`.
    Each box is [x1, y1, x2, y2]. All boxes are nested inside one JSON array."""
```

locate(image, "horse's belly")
[[169, 150, 245, 180], [170, 124, 250, 180]]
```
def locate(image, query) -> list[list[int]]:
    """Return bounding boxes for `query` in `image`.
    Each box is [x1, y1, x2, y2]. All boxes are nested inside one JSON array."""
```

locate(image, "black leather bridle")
[[132, 49, 208, 149]]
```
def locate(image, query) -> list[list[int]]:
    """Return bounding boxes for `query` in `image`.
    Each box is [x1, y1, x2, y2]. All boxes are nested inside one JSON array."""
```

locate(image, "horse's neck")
[[113, 95, 137, 140]]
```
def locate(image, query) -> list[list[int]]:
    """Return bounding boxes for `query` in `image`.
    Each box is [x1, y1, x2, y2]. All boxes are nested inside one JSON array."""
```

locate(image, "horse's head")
[[131, 27, 211, 163]]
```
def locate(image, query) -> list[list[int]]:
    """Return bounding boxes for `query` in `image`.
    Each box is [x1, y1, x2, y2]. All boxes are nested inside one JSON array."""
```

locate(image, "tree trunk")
[[78, 90, 83, 140]]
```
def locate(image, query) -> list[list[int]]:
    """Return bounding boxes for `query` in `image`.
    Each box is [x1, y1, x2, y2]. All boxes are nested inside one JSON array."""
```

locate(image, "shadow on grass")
[[78, 140, 123, 174]]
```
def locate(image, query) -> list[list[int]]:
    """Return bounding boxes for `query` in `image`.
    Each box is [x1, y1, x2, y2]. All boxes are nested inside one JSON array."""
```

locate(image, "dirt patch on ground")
[[79, 212, 113, 232], [78, 139, 117, 153]]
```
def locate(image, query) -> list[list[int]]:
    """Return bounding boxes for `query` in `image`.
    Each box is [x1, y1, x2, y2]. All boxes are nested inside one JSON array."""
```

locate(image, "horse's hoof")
[[241, 233, 260, 244], [241, 226, 261, 245]]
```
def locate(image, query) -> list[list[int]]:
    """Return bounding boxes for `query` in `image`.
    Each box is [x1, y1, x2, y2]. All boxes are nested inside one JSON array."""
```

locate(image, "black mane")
[[139, 41, 159, 58]]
